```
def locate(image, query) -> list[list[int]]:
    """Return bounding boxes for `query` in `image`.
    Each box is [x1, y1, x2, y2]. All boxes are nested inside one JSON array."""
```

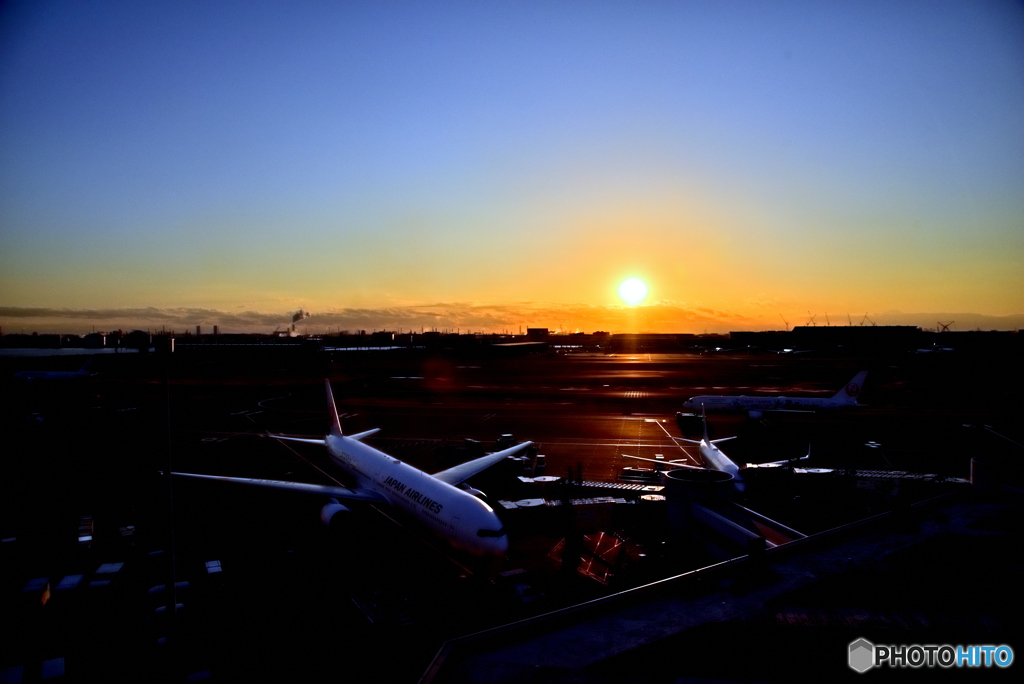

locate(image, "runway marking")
[[650, 418, 697, 464], [185, 429, 259, 438], [615, 416, 644, 459], [541, 439, 682, 448], [983, 425, 1024, 449], [257, 393, 292, 409]]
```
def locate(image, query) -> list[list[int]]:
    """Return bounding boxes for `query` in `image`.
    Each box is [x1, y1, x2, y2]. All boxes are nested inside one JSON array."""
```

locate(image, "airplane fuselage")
[[14, 370, 89, 381], [698, 440, 740, 479], [683, 395, 847, 412], [695, 439, 745, 493], [325, 434, 509, 556], [683, 372, 867, 415]]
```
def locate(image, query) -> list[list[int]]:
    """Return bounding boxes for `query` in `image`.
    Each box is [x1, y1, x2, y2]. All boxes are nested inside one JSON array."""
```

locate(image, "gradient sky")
[[2, 1, 1023, 334]]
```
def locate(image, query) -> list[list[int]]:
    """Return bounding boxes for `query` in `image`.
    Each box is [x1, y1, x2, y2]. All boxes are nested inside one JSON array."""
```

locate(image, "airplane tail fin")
[[832, 371, 868, 404], [325, 379, 343, 437], [698, 404, 737, 444], [78, 357, 94, 374]]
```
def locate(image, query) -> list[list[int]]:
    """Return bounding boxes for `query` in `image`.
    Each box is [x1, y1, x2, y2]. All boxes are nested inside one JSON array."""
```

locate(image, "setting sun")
[[619, 278, 648, 306]]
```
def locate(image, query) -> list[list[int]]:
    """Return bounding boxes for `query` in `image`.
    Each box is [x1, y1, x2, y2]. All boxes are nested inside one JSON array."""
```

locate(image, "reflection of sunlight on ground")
[[549, 530, 643, 586]]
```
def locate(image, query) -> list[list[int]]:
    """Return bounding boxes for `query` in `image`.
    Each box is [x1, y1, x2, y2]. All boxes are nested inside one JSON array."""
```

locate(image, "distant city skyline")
[[2, 2, 1022, 334], [2, 304, 1023, 337]]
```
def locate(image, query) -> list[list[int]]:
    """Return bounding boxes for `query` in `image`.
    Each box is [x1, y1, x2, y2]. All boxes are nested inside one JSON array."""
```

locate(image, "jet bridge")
[[662, 468, 806, 559]]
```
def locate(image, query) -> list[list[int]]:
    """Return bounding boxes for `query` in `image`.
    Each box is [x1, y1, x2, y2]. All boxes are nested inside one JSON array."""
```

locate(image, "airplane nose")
[[488, 534, 509, 556]]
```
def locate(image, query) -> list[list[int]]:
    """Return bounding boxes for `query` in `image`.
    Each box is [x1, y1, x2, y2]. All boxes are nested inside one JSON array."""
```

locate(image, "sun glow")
[[619, 278, 647, 306]]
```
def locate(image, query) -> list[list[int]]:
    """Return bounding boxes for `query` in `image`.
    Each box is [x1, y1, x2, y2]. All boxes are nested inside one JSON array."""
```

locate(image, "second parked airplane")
[[625, 408, 809, 492], [682, 371, 868, 418]]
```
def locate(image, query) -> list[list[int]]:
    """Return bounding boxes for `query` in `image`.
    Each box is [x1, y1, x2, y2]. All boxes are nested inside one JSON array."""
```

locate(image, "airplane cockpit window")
[[477, 527, 506, 538]]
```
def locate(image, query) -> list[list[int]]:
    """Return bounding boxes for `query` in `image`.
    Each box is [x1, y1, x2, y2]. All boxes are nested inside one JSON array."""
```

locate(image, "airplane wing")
[[677, 436, 737, 445], [622, 454, 700, 469], [266, 434, 326, 445], [753, 454, 810, 467], [171, 472, 388, 503], [432, 441, 533, 486], [347, 428, 381, 442], [266, 428, 379, 445], [753, 445, 812, 468]]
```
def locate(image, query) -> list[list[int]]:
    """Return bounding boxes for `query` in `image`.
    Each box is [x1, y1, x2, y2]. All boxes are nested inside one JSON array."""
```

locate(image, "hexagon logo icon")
[[849, 638, 874, 673]]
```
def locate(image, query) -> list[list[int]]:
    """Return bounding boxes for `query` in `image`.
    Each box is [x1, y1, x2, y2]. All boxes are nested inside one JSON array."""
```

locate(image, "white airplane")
[[682, 371, 868, 418], [14, 357, 94, 382], [173, 380, 531, 557], [624, 408, 809, 493]]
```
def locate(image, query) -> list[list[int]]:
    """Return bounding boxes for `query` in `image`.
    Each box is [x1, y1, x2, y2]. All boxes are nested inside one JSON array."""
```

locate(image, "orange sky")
[[1, 3, 1022, 334]]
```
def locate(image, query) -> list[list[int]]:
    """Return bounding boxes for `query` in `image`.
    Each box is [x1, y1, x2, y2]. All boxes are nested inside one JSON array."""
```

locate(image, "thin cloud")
[[1, 302, 749, 334]]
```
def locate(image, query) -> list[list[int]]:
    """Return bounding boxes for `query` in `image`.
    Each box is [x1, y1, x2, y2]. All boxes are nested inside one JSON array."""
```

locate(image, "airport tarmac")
[[1, 346, 1020, 681]]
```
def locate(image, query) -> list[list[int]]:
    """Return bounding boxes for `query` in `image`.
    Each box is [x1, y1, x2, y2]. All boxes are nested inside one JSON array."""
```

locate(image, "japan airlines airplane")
[[14, 357, 94, 382], [173, 380, 531, 557], [624, 408, 808, 493], [682, 371, 868, 418]]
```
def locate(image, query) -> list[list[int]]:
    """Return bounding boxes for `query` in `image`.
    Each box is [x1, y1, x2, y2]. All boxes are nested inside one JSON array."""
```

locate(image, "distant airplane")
[[681, 371, 868, 419], [624, 408, 809, 492], [915, 344, 954, 354], [772, 348, 814, 355], [14, 357, 94, 382], [173, 380, 531, 557]]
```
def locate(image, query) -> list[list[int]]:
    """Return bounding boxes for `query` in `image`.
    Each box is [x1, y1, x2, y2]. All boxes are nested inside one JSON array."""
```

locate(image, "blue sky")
[[2, 1, 1022, 333]]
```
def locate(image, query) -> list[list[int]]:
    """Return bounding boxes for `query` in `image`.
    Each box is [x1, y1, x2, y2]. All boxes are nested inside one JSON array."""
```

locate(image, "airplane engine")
[[320, 499, 351, 527], [459, 485, 488, 502]]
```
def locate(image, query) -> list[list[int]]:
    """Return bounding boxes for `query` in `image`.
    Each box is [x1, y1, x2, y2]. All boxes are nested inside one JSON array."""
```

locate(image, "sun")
[[619, 278, 647, 305]]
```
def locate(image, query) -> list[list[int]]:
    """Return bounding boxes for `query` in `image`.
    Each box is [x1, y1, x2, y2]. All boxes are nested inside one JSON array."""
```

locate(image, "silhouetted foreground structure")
[[422, 488, 1021, 682]]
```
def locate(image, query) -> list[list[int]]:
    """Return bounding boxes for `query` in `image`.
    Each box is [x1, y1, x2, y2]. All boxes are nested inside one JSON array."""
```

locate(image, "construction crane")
[[778, 313, 789, 331], [937, 321, 955, 332], [806, 311, 817, 326]]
